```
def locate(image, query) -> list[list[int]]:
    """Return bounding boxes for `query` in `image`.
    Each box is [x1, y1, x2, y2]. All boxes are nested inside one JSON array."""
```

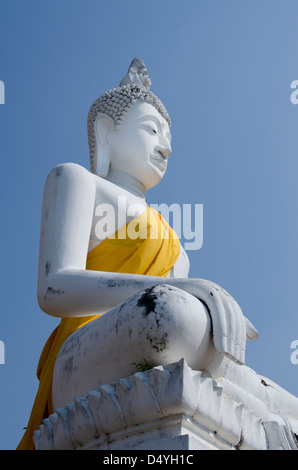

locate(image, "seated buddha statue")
[[18, 58, 298, 450]]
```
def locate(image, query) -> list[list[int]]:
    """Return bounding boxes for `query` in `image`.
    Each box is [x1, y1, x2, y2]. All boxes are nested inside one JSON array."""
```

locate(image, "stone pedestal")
[[33, 359, 298, 451]]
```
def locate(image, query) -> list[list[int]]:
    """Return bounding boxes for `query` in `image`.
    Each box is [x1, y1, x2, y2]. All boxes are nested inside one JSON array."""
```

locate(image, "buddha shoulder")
[[46, 162, 92, 183], [44, 163, 96, 197]]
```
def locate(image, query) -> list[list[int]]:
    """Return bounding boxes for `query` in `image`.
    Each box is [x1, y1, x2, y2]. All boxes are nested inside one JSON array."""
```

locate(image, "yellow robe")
[[17, 206, 180, 450]]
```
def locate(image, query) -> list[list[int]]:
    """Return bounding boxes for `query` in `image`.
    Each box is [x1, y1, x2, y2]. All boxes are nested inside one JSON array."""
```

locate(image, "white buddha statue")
[[18, 58, 298, 450]]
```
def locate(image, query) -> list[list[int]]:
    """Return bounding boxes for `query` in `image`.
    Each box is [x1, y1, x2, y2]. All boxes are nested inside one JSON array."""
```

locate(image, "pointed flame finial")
[[119, 57, 151, 90]]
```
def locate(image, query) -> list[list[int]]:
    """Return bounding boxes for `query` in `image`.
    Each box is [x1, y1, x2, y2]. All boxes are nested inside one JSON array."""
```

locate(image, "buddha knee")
[[133, 284, 213, 370]]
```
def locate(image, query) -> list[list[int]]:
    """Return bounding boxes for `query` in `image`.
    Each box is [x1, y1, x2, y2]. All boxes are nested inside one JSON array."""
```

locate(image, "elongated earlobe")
[[94, 113, 115, 177]]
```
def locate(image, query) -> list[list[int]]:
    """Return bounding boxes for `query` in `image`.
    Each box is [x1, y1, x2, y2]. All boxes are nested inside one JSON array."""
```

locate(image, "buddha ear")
[[94, 113, 115, 177]]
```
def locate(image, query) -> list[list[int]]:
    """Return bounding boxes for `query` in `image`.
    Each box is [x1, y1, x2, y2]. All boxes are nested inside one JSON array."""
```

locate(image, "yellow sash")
[[17, 206, 180, 449]]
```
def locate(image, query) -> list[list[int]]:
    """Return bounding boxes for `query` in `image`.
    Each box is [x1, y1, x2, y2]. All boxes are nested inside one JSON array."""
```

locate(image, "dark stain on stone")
[[59, 330, 84, 357], [136, 286, 171, 352], [146, 331, 169, 352], [62, 356, 76, 382], [137, 286, 159, 316], [46, 286, 65, 295], [106, 279, 120, 288], [45, 261, 51, 276], [44, 286, 65, 302]]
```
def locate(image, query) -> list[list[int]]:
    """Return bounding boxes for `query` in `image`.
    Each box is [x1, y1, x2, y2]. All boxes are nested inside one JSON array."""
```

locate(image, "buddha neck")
[[104, 169, 146, 199]]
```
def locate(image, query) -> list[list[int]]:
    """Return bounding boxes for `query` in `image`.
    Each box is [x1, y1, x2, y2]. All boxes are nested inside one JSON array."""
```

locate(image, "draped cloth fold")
[[17, 206, 180, 449]]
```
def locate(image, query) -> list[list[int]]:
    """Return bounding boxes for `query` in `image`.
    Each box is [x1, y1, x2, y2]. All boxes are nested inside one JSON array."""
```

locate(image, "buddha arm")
[[37, 163, 168, 317]]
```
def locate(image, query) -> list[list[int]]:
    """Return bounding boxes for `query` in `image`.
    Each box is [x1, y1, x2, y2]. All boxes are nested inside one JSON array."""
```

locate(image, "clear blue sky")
[[0, 0, 297, 450]]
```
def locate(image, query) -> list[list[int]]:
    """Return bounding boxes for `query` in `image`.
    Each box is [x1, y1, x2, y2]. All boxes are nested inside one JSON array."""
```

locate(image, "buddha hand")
[[169, 278, 259, 365]]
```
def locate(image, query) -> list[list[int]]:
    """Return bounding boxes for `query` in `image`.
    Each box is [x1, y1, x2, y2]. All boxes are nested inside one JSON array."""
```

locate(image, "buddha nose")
[[156, 142, 172, 160]]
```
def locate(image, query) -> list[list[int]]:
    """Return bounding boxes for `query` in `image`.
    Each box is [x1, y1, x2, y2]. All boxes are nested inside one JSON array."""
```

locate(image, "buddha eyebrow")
[[135, 114, 171, 139], [135, 114, 165, 127]]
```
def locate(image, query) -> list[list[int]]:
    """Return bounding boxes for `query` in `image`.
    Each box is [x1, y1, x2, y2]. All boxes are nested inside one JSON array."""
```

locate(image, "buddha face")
[[107, 101, 172, 190]]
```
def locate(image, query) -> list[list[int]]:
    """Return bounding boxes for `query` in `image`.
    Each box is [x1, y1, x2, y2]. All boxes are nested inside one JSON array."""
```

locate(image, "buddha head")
[[87, 58, 172, 190]]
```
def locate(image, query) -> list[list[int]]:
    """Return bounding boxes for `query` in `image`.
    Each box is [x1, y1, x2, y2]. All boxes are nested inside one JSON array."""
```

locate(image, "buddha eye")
[[139, 122, 158, 135]]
